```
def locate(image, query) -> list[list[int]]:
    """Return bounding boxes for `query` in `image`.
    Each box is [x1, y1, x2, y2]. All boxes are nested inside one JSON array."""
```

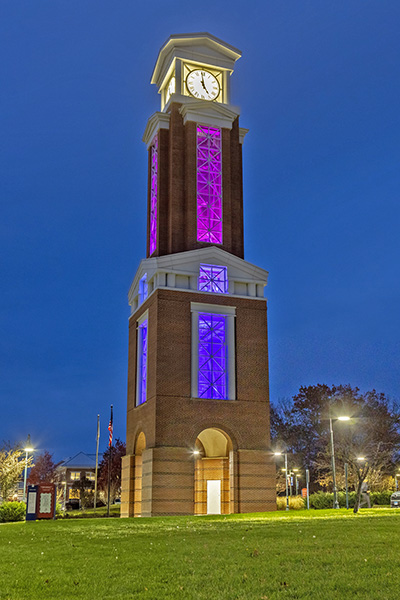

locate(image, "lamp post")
[[293, 469, 299, 496], [395, 473, 400, 492], [344, 462, 349, 509], [329, 415, 350, 509], [274, 452, 289, 511], [23, 435, 33, 503]]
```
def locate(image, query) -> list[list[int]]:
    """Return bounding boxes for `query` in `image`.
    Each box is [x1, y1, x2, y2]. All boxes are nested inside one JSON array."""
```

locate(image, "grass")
[[1, 508, 400, 599], [62, 505, 121, 519]]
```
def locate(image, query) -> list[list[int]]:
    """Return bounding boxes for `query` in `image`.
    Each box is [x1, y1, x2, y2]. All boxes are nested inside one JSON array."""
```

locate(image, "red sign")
[[36, 483, 56, 519], [301, 487, 308, 498]]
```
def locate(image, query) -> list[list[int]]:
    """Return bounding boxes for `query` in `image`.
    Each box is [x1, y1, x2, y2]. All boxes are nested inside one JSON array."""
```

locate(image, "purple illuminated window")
[[198, 264, 228, 294], [137, 320, 148, 405], [198, 313, 227, 399], [149, 136, 158, 255], [197, 126, 222, 244]]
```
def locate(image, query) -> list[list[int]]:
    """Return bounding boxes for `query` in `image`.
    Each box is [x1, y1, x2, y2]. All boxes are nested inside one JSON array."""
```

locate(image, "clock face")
[[186, 69, 220, 101]]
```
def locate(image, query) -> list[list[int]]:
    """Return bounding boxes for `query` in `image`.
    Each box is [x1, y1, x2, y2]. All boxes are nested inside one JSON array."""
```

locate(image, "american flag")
[[108, 405, 113, 448]]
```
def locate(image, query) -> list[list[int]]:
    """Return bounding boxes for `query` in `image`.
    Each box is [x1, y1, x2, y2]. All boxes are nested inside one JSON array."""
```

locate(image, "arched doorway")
[[134, 432, 146, 516], [194, 428, 233, 515]]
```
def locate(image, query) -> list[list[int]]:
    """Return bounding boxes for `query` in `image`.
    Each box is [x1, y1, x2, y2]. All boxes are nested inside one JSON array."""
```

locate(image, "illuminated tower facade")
[[121, 33, 275, 517]]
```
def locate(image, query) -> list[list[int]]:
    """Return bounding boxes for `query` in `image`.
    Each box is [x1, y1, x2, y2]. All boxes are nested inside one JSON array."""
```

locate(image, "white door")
[[207, 480, 221, 515]]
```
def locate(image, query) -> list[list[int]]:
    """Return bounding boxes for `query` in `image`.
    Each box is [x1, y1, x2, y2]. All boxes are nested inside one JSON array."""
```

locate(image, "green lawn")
[[1, 509, 400, 599]]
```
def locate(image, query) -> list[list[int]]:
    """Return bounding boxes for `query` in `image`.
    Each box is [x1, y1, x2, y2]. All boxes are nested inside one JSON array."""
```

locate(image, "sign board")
[[301, 487, 307, 498], [26, 485, 39, 521], [36, 483, 56, 519], [26, 483, 56, 520]]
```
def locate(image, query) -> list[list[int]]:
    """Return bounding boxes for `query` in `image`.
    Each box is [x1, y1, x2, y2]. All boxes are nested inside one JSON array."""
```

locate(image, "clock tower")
[[121, 33, 276, 517]]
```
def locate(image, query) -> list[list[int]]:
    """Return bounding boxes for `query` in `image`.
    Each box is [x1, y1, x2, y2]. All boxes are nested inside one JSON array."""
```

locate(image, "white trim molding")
[[143, 112, 170, 148], [128, 247, 268, 315]]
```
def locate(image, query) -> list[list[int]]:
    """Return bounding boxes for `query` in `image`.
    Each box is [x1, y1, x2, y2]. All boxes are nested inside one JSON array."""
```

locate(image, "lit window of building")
[[139, 274, 148, 304], [191, 303, 236, 401], [85, 472, 95, 481], [70, 471, 80, 481], [198, 264, 228, 294]]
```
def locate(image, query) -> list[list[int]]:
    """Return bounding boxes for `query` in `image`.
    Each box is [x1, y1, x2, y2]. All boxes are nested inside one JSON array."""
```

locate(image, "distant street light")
[[344, 462, 349, 509], [292, 469, 300, 495], [23, 435, 34, 503], [274, 452, 289, 511], [330, 415, 350, 509]]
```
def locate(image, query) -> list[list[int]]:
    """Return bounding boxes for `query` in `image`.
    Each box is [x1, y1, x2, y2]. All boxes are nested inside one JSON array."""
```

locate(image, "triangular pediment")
[[128, 248, 268, 312], [152, 33, 241, 90], [179, 101, 239, 130]]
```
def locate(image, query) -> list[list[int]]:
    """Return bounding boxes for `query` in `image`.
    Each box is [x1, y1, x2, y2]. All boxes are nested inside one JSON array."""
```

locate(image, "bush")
[[370, 490, 392, 505], [308, 491, 357, 509], [308, 489, 392, 509], [0, 501, 26, 523], [277, 495, 305, 510]]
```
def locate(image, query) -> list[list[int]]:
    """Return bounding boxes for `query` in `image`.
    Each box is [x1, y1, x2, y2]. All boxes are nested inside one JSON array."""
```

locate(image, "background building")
[[57, 451, 96, 504]]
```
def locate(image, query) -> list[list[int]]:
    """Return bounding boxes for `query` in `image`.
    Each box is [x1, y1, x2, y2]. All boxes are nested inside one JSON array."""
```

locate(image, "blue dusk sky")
[[1, 1, 399, 461]]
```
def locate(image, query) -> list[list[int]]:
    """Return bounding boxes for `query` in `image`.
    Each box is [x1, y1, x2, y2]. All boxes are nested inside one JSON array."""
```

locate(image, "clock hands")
[[187, 70, 219, 100], [201, 72, 208, 93]]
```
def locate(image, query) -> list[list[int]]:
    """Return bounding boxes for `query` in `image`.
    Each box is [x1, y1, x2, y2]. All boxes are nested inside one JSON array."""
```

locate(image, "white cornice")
[[179, 101, 240, 130], [152, 33, 241, 90], [142, 112, 170, 148], [239, 127, 249, 144], [128, 247, 268, 313]]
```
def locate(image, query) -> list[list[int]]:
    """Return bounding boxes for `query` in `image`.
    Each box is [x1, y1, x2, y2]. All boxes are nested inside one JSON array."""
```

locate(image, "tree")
[[97, 438, 126, 503], [271, 385, 400, 504], [27, 450, 58, 485], [0, 443, 34, 501]]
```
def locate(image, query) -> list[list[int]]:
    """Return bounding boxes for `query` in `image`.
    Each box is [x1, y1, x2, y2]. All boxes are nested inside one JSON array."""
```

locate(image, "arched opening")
[[134, 432, 146, 516], [194, 428, 233, 515]]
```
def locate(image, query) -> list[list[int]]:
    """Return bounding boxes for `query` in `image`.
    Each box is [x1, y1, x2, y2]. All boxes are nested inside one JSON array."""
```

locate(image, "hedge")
[[0, 501, 26, 523]]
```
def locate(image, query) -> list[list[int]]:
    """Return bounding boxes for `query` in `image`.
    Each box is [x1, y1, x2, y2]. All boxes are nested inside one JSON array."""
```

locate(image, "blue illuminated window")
[[139, 274, 148, 304], [198, 264, 228, 294]]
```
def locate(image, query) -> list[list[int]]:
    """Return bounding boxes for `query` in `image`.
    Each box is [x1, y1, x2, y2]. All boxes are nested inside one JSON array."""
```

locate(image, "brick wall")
[[122, 287, 276, 516], [145, 105, 245, 259]]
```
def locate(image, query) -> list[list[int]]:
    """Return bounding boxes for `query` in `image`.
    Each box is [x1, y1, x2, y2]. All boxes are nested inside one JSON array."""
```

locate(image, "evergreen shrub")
[[0, 501, 26, 522]]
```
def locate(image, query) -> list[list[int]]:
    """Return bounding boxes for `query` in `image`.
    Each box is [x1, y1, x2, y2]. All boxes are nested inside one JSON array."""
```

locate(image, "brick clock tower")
[[121, 33, 275, 517]]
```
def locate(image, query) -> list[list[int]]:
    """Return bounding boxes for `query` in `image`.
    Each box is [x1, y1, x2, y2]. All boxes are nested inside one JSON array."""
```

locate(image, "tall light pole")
[[23, 435, 33, 503], [329, 416, 350, 509], [293, 469, 299, 496], [344, 462, 349, 509], [274, 452, 289, 511]]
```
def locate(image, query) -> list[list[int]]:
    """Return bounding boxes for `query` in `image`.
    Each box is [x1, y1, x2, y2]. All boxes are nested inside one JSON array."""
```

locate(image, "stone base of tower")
[[121, 447, 276, 517]]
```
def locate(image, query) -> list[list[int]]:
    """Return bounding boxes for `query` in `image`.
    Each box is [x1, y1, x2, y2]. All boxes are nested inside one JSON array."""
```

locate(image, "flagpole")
[[107, 405, 113, 517], [94, 414, 100, 511]]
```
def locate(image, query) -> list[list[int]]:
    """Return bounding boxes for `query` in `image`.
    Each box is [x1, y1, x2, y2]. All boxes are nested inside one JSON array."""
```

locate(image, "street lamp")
[[274, 452, 289, 511], [293, 469, 299, 496], [23, 435, 34, 503], [329, 415, 350, 509]]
